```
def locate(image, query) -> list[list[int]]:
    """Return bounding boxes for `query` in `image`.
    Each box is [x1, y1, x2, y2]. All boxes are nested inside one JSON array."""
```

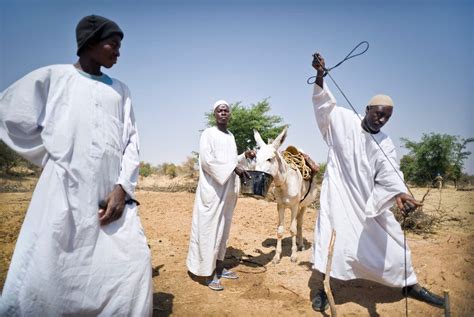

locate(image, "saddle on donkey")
[[282, 146, 319, 180]]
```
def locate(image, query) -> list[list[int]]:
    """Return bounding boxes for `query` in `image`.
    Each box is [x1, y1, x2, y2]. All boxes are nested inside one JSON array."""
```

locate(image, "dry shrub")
[[393, 208, 438, 234], [138, 175, 197, 193], [393, 188, 464, 234]]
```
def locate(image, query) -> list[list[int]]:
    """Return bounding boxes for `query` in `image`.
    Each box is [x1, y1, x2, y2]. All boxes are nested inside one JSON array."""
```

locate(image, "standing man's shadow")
[[153, 292, 174, 317], [308, 270, 404, 316]]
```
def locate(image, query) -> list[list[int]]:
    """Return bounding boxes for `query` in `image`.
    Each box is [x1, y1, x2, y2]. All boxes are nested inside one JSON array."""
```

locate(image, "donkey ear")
[[254, 129, 266, 147], [272, 126, 288, 149]]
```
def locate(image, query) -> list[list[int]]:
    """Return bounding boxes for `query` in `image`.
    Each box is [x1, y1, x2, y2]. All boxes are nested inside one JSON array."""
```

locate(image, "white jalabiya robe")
[[0, 65, 152, 316], [311, 84, 417, 287], [187, 127, 245, 276]]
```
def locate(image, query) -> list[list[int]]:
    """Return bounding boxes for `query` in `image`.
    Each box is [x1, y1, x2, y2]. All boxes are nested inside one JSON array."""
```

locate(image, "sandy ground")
[[1, 186, 473, 316]]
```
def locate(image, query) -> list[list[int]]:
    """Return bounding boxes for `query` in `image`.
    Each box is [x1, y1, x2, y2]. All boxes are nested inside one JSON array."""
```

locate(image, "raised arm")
[[311, 53, 337, 139], [312, 53, 325, 89]]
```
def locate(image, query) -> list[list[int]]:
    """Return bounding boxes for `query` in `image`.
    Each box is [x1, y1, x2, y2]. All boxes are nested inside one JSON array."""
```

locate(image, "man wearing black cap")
[[0, 15, 152, 315]]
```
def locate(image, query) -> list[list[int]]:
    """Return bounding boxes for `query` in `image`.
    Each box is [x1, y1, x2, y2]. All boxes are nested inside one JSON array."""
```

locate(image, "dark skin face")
[[214, 104, 231, 132], [362, 105, 393, 134], [75, 34, 122, 75], [213, 104, 252, 179]]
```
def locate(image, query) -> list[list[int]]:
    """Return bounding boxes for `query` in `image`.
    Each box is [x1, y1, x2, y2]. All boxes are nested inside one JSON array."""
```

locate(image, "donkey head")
[[254, 127, 288, 180]]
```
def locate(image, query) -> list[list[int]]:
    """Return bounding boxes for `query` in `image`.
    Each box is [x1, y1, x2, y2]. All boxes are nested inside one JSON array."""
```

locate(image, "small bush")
[[139, 162, 152, 177]]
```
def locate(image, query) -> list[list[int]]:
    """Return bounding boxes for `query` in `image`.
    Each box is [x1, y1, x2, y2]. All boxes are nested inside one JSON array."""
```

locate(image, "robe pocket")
[[90, 110, 124, 158]]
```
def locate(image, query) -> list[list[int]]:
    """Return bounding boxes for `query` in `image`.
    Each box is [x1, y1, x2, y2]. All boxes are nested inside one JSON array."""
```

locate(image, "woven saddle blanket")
[[281, 145, 312, 181]]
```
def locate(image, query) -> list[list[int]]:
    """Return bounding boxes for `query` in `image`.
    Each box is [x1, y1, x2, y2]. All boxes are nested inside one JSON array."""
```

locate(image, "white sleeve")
[[199, 130, 237, 186], [0, 67, 51, 166], [116, 93, 140, 199], [365, 139, 408, 218], [312, 83, 337, 139]]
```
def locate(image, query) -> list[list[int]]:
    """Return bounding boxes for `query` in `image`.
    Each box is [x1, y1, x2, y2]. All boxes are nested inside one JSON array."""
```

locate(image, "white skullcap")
[[367, 94, 394, 107], [213, 99, 230, 111]]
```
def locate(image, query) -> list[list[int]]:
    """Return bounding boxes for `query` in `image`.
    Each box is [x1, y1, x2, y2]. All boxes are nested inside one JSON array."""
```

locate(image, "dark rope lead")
[[307, 41, 369, 84], [309, 42, 415, 197]]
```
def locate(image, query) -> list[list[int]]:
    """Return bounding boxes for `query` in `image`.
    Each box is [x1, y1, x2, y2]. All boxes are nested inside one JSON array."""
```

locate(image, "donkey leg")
[[290, 205, 299, 263], [296, 206, 306, 251], [273, 204, 285, 264]]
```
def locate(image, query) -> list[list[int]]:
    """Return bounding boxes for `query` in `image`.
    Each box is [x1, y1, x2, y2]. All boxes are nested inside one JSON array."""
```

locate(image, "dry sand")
[[1, 186, 473, 316]]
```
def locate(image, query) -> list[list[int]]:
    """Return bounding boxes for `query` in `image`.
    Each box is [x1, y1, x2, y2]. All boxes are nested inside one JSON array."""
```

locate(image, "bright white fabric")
[[367, 94, 394, 107], [0, 65, 152, 316], [213, 100, 229, 111], [186, 127, 245, 276], [311, 83, 417, 287]]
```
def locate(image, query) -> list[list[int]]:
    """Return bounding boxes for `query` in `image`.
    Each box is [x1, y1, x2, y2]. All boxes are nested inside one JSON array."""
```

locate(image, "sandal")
[[218, 268, 238, 279], [207, 279, 224, 291]]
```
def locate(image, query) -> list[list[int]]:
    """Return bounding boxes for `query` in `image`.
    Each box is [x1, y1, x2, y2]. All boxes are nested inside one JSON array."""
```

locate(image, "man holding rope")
[[310, 53, 444, 311]]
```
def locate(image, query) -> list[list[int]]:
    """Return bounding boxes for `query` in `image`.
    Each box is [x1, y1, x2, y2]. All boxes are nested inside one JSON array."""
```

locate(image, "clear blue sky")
[[1, 0, 473, 174]]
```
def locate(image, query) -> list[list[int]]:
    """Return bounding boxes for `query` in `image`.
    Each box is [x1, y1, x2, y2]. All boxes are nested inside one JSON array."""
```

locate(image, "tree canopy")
[[0, 141, 41, 176], [400, 133, 473, 186], [205, 99, 286, 153]]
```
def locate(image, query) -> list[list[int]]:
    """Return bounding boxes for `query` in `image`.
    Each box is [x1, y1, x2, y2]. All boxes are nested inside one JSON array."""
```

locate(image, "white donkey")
[[254, 127, 319, 263]]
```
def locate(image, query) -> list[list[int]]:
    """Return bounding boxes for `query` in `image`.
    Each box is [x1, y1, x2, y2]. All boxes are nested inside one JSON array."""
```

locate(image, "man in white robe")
[[187, 100, 255, 291], [0, 15, 152, 316], [310, 53, 444, 311]]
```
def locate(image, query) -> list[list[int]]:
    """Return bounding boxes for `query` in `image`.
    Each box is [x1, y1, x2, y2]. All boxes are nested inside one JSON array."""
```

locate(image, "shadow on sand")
[[153, 292, 174, 317], [262, 236, 312, 257], [307, 270, 404, 317]]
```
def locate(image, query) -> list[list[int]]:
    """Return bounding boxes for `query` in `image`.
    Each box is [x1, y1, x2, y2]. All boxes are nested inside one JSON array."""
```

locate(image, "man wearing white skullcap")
[[187, 100, 255, 291], [213, 99, 230, 111], [309, 53, 444, 311]]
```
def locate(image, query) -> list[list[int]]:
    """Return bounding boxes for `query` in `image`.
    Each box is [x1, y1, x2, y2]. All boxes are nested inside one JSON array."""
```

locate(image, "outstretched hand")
[[395, 193, 423, 216], [234, 165, 251, 180], [98, 185, 127, 226]]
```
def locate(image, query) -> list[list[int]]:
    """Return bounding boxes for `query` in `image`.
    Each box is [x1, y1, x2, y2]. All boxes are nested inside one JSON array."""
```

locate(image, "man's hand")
[[234, 165, 251, 179], [395, 193, 423, 216], [312, 52, 326, 88], [312, 52, 326, 73], [98, 185, 127, 226], [244, 150, 256, 160]]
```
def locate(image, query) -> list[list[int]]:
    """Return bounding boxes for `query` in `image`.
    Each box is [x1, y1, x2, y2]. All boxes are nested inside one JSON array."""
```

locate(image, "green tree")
[[139, 161, 152, 177], [0, 141, 41, 176], [205, 99, 286, 153], [1, 141, 19, 174], [164, 163, 177, 178], [400, 133, 473, 186], [315, 162, 327, 184], [179, 154, 198, 178]]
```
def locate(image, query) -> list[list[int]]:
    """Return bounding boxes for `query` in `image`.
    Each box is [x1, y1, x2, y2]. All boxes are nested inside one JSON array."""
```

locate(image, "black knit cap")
[[76, 15, 124, 56]]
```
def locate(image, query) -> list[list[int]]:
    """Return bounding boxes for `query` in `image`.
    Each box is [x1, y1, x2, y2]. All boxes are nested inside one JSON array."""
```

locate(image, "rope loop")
[[307, 41, 370, 84], [282, 150, 312, 181]]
